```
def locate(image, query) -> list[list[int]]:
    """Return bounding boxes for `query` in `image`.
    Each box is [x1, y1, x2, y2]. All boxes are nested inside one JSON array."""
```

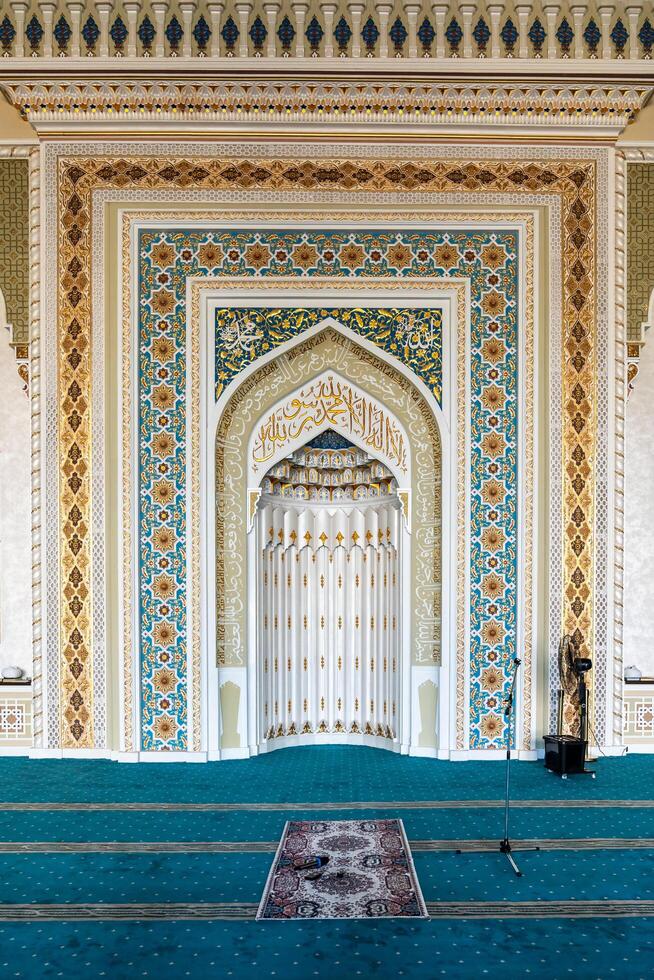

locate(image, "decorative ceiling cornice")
[[1, 77, 650, 136]]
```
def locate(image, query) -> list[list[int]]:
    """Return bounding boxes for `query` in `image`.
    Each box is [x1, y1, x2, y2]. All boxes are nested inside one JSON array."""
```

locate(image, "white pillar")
[[66, 1, 85, 57], [123, 1, 141, 58], [151, 1, 169, 58], [348, 3, 365, 57], [94, 1, 113, 58], [487, 3, 504, 58], [514, 2, 532, 58], [626, 3, 643, 59], [598, 4, 615, 59], [38, 2, 57, 58], [570, 4, 585, 59], [431, 2, 448, 58], [235, 2, 251, 56], [459, 3, 476, 58], [542, 3, 560, 59], [10, 2, 29, 57], [292, 2, 308, 57], [263, 2, 279, 57], [404, 3, 421, 58], [377, 2, 394, 58], [207, 2, 224, 56], [321, 3, 338, 56], [179, 1, 197, 57]]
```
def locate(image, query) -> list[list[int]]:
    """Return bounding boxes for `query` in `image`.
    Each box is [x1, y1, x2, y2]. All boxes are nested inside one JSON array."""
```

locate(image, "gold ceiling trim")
[[2, 79, 648, 136]]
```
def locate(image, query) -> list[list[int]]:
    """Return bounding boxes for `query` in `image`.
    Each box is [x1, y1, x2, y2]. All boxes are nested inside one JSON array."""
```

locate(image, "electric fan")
[[544, 635, 595, 777]]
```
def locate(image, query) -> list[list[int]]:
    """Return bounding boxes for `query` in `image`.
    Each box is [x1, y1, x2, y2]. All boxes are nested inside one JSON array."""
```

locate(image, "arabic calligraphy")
[[214, 306, 443, 404], [252, 375, 408, 474], [220, 311, 263, 352], [393, 311, 439, 351]]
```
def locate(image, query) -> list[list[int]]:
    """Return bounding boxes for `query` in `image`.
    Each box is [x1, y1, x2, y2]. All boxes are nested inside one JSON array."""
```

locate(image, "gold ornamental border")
[[121, 207, 533, 753], [58, 154, 583, 751]]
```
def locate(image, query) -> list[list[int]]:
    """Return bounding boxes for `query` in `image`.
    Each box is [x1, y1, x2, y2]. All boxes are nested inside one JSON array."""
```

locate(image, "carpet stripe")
[[2, 799, 654, 812], [1, 838, 653, 853], [2, 901, 654, 921]]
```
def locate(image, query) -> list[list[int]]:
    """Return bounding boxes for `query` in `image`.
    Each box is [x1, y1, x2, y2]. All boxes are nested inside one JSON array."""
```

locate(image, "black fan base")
[[543, 735, 596, 779]]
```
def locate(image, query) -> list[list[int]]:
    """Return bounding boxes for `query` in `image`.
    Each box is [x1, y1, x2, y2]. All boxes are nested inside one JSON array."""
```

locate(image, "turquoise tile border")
[[138, 229, 518, 751]]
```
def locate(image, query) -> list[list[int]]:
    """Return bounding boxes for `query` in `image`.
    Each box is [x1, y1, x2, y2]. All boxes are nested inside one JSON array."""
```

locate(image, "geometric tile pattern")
[[0, 159, 29, 346], [138, 228, 517, 751], [627, 163, 654, 341], [55, 154, 596, 753], [0, 692, 32, 746]]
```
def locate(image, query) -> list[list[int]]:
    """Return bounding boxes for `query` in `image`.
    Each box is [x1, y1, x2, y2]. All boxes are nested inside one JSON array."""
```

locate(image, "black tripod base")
[[499, 839, 523, 877]]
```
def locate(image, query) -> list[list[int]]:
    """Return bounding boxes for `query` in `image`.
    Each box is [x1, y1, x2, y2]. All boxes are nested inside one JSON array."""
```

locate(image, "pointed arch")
[[210, 322, 446, 754]]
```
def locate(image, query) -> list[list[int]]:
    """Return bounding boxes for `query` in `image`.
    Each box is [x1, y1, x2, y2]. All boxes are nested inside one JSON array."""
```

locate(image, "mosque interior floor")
[[1, 745, 654, 978]]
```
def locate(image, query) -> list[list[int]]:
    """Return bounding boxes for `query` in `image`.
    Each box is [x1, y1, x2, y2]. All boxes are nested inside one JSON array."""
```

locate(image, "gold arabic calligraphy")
[[252, 376, 407, 473]]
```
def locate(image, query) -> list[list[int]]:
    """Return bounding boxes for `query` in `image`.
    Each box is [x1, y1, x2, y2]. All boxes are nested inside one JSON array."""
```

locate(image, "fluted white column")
[[26, 146, 42, 745], [613, 150, 627, 745], [348, 3, 365, 57], [431, 2, 448, 58], [151, 1, 169, 57], [179, 1, 197, 56], [123, 1, 141, 57], [514, 2, 532, 58], [598, 4, 615, 59], [257, 505, 400, 744], [487, 3, 504, 58], [207, 2, 224, 56]]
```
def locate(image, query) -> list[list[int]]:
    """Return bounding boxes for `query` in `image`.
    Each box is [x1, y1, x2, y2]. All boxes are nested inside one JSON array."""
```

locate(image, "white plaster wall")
[[0, 334, 31, 677], [625, 336, 654, 677]]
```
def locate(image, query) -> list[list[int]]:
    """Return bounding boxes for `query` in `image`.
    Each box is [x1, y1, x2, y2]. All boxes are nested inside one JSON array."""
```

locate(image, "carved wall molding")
[[616, 149, 654, 740], [0, 144, 41, 748], [1, 79, 648, 136]]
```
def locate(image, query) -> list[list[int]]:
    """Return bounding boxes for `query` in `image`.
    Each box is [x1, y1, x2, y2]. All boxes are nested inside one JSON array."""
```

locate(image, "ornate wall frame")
[[121, 210, 531, 755], [39, 141, 609, 756], [120, 214, 534, 758]]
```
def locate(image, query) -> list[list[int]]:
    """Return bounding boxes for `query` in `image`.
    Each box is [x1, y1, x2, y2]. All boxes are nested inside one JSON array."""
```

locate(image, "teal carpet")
[[2, 746, 654, 977], [2, 745, 652, 802]]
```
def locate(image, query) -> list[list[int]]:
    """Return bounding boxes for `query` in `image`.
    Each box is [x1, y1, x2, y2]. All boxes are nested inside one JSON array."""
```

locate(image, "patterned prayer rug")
[[256, 818, 428, 920]]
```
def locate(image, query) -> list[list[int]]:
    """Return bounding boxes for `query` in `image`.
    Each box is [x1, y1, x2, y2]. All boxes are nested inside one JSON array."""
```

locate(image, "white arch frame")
[[248, 370, 412, 754], [203, 293, 456, 759]]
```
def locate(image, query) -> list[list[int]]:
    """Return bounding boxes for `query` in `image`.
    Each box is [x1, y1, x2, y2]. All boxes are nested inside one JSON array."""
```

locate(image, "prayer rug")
[[256, 818, 428, 920]]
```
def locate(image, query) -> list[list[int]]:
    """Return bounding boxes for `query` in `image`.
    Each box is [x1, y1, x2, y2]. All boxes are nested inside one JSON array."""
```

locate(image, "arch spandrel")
[[215, 326, 442, 671], [246, 369, 411, 490]]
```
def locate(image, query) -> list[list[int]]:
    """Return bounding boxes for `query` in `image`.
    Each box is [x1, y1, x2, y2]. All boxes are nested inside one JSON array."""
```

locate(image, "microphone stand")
[[499, 657, 523, 877]]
